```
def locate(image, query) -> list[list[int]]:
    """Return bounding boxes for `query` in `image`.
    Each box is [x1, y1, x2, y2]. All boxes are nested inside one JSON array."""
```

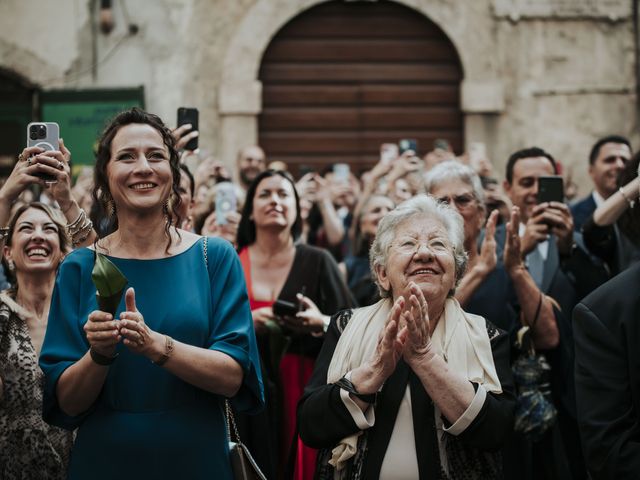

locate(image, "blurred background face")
[[176, 172, 194, 225], [590, 142, 631, 198], [252, 175, 297, 232], [238, 146, 266, 186], [5, 207, 64, 275], [324, 171, 358, 209], [390, 178, 412, 204], [430, 178, 483, 246], [359, 196, 395, 238]]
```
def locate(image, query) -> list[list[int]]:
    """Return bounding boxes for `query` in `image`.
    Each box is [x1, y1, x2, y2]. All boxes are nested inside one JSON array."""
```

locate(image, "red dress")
[[238, 248, 317, 480]]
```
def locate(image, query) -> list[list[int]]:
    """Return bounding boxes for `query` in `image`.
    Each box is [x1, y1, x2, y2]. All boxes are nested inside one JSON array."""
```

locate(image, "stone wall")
[[0, 0, 637, 195]]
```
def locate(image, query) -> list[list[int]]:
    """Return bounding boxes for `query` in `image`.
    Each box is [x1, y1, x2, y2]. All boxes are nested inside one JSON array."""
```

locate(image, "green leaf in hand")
[[92, 252, 128, 315]]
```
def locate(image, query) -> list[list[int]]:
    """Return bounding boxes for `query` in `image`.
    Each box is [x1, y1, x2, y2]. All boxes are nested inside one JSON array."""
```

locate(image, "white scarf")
[[326, 297, 502, 476]]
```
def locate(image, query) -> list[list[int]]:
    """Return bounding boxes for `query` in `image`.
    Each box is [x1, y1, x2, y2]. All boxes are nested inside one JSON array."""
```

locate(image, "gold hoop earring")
[[105, 199, 115, 219]]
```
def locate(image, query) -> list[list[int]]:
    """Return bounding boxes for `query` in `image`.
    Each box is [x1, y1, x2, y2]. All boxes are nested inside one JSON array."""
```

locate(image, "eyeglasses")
[[392, 237, 452, 255], [436, 193, 476, 209]]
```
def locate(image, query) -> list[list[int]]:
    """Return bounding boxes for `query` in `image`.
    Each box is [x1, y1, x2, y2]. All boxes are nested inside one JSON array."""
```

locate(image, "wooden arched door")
[[258, 0, 464, 177]]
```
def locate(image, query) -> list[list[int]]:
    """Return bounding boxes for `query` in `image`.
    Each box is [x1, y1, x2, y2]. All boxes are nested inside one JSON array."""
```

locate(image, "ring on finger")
[[57, 160, 64, 170], [27, 157, 32, 166], [18, 153, 25, 162]]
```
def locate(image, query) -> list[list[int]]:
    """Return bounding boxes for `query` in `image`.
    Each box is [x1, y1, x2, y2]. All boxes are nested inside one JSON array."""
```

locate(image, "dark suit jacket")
[[573, 263, 640, 480], [571, 194, 597, 232], [494, 225, 608, 480]]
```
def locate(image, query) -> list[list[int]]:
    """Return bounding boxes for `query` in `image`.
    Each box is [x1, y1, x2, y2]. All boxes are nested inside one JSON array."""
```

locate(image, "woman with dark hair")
[[236, 169, 354, 480], [39, 108, 263, 480], [0, 202, 73, 479]]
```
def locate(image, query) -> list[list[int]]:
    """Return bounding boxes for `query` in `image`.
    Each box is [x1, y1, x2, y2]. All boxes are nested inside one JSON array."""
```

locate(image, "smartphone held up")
[[215, 182, 237, 225], [26, 122, 60, 182], [537, 176, 564, 204], [176, 107, 199, 151]]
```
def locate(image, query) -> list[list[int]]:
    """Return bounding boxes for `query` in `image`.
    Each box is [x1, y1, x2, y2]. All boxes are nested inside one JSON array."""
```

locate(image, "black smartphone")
[[176, 107, 199, 151], [398, 138, 418, 155], [272, 299, 298, 318], [537, 176, 564, 204], [26, 122, 59, 182]]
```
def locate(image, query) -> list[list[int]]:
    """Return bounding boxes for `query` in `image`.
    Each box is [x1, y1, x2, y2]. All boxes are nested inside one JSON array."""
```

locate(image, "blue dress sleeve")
[[39, 250, 93, 430], [205, 238, 264, 414]]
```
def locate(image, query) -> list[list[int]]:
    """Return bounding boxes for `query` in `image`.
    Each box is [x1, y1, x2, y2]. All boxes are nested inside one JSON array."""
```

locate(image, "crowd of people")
[[0, 106, 639, 480]]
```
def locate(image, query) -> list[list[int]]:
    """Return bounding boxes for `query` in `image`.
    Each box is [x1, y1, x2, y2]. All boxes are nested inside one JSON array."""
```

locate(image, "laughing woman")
[[39, 108, 263, 480], [0, 203, 74, 480], [298, 195, 515, 479]]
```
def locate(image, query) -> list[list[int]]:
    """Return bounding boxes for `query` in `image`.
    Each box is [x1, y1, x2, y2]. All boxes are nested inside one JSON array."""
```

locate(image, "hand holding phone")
[[272, 299, 299, 319], [380, 143, 399, 165], [26, 122, 60, 182], [332, 163, 350, 184], [176, 107, 199, 151]]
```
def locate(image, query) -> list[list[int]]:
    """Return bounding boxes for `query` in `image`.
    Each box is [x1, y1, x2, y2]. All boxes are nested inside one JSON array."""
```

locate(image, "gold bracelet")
[[66, 209, 86, 233], [153, 335, 174, 366], [619, 187, 635, 209]]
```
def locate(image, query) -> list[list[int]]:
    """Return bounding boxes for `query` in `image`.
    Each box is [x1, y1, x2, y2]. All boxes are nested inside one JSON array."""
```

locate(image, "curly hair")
[[91, 108, 182, 253]]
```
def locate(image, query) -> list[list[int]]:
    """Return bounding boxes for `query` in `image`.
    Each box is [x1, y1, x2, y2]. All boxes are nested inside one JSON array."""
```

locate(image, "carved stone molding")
[[492, 0, 630, 21]]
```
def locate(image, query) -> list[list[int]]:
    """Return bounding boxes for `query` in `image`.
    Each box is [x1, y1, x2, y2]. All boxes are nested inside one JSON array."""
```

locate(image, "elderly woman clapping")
[[298, 195, 515, 480]]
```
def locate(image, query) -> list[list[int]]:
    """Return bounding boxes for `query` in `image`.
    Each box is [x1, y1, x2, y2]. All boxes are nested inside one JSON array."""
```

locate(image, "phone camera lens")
[[30, 124, 47, 140]]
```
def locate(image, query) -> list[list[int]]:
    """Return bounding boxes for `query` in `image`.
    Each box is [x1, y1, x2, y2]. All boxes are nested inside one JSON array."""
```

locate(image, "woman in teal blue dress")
[[39, 108, 264, 479]]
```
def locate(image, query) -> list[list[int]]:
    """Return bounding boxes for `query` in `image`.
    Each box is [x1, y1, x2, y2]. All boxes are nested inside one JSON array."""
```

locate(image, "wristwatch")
[[334, 376, 377, 404]]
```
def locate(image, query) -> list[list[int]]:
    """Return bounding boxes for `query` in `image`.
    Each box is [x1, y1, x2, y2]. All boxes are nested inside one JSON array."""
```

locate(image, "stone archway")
[[257, 1, 464, 176], [218, 0, 504, 169]]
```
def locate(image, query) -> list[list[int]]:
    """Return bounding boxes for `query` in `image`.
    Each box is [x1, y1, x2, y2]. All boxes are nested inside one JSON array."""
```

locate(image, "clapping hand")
[[118, 288, 161, 358], [350, 296, 408, 396], [402, 282, 434, 367], [476, 210, 499, 276], [504, 206, 524, 273]]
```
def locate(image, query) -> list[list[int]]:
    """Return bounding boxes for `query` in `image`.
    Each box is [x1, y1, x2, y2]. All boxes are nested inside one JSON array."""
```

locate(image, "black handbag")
[[225, 400, 267, 480], [203, 238, 267, 480]]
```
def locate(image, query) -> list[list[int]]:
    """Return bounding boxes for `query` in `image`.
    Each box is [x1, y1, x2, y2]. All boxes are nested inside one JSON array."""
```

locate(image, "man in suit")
[[498, 147, 608, 479], [571, 135, 631, 231], [573, 262, 640, 479]]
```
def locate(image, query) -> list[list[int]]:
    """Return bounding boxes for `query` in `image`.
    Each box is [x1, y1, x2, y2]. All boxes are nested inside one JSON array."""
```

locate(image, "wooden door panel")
[[261, 63, 461, 83], [263, 85, 459, 107], [258, 1, 464, 177]]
